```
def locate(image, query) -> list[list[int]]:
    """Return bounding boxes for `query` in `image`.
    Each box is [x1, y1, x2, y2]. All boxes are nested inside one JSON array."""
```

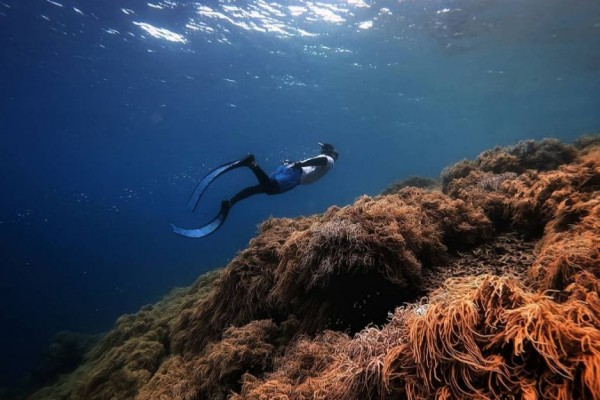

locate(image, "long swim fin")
[[172, 201, 231, 238], [187, 154, 254, 212]]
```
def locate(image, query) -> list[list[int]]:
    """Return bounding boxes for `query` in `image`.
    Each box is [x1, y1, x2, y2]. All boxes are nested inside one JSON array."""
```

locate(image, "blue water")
[[1, 0, 599, 386]]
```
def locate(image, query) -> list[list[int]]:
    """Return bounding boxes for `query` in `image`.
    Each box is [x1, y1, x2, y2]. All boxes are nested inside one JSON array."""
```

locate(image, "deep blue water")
[[1, 0, 599, 387]]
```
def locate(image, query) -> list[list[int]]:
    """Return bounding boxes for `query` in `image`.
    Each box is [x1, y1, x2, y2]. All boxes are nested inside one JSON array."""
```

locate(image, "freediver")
[[171, 142, 339, 238]]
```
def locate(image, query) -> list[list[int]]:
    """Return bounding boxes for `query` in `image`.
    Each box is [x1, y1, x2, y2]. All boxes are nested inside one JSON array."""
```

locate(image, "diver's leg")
[[235, 155, 283, 193], [238, 157, 272, 187], [229, 184, 266, 207], [240, 160, 285, 195]]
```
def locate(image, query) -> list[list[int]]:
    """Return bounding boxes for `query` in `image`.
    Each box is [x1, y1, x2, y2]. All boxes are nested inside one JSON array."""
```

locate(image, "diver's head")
[[318, 142, 339, 160]]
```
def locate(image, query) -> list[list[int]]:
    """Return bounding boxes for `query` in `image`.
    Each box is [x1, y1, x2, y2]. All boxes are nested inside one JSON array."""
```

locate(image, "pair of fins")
[[171, 155, 253, 238]]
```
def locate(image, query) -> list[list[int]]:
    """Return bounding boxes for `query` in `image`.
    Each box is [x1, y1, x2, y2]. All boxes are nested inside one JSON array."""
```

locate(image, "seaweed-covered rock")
[[30, 331, 99, 386], [171, 188, 493, 356], [136, 319, 285, 400], [384, 275, 600, 399], [504, 138, 578, 170], [27, 270, 220, 400], [572, 133, 600, 150], [442, 137, 579, 190], [171, 217, 315, 354], [238, 274, 600, 399], [380, 176, 440, 195], [25, 134, 600, 400]]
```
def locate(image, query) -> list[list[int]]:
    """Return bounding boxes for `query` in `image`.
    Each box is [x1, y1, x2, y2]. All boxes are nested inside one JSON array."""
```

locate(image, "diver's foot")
[[239, 154, 256, 167]]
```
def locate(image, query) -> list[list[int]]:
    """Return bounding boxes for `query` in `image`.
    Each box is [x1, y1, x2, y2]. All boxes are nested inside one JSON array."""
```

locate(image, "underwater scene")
[[1, 0, 600, 398]]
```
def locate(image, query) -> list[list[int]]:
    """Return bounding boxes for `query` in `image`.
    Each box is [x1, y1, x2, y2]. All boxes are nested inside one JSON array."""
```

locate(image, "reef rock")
[[25, 135, 600, 400]]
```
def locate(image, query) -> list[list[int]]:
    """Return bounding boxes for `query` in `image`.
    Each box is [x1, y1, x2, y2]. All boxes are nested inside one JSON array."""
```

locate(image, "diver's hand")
[[282, 160, 302, 169]]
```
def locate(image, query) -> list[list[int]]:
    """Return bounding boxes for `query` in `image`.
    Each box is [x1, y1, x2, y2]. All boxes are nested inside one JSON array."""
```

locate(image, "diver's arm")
[[295, 155, 329, 168]]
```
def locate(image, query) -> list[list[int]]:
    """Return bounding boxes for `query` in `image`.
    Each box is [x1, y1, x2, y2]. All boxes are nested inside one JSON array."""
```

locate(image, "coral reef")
[[24, 134, 600, 400]]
